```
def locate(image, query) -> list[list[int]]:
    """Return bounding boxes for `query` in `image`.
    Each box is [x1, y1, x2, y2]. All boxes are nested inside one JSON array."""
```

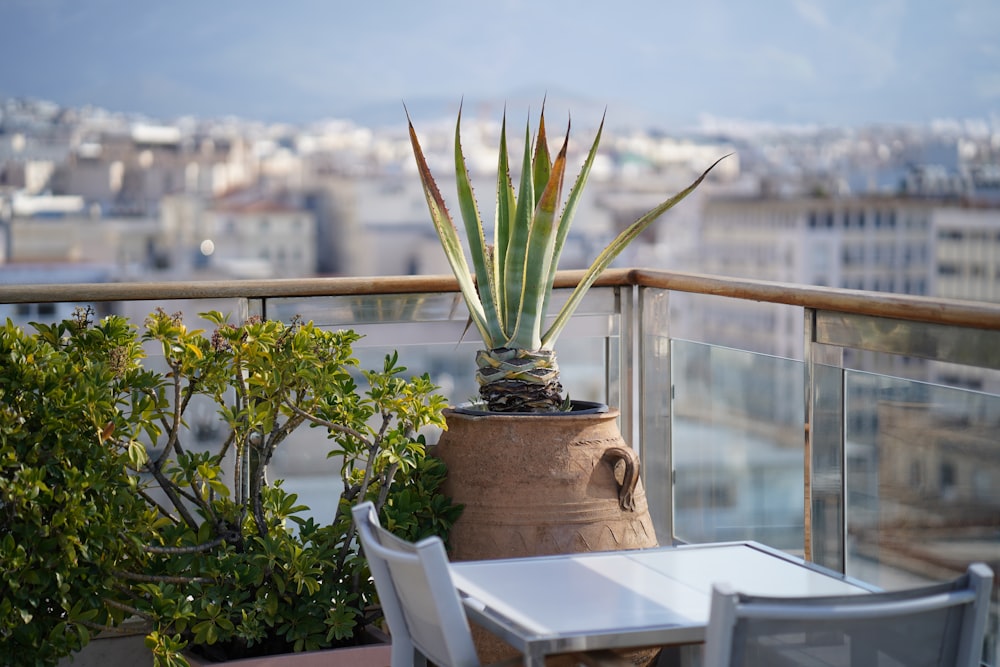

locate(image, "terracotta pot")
[[434, 402, 659, 561], [434, 402, 661, 666]]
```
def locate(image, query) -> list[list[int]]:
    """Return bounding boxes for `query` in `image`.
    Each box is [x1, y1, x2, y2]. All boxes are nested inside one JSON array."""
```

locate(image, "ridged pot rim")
[[447, 400, 610, 418]]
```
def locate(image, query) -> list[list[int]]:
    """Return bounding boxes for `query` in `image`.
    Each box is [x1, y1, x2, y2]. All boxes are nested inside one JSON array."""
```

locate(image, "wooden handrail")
[[3, 267, 1000, 330], [628, 269, 1000, 330], [0, 270, 628, 304]]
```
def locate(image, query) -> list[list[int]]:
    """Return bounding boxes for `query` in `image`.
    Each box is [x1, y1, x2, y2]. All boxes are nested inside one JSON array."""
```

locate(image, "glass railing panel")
[[267, 288, 624, 523], [267, 291, 466, 328], [843, 370, 1000, 665], [265, 287, 623, 410], [5, 289, 624, 525], [0, 301, 94, 328], [808, 359, 848, 572], [669, 340, 805, 553], [0, 298, 252, 331]]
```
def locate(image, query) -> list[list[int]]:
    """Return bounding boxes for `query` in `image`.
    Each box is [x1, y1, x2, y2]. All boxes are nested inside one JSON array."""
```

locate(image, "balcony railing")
[[3, 268, 998, 663]]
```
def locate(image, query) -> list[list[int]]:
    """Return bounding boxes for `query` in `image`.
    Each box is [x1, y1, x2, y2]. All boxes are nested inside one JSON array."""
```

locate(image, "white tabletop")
[[449, 541, 874, 664]]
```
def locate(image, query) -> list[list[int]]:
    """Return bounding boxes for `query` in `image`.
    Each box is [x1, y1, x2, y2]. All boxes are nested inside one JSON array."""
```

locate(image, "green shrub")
[[1, 308, 462, 667], [0, 312, 152, 666]]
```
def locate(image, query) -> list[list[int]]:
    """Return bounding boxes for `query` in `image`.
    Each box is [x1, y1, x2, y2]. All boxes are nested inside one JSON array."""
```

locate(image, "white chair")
[[351, 501, 628, 667], [703, 562, 994, 667]]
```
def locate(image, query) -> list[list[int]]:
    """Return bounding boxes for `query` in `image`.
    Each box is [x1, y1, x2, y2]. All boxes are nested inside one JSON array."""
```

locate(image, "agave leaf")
[[532, 110, 551, 209], [405, 107, 494, 345], [509, 124, 569, 350], [494, 113, 515, 326], [543, 153, 732, 347], [501, 119, 537, 338], [541, 112, 605, 324], [452, 106, 505, 346]]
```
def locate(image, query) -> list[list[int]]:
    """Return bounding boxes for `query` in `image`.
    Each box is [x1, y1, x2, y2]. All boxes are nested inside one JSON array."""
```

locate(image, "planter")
[[184, 627, 392, 667], [183, 628, 391, 667], [183, 644, 390, 667], [56, 618, 153, 667], [434, 401, 659, 561], [182, 645, 390, 667], [434, 402, 660, 666]]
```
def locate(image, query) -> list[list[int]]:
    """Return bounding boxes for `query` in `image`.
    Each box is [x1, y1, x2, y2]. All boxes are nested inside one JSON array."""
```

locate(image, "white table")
[[449, 541, 876, 667]]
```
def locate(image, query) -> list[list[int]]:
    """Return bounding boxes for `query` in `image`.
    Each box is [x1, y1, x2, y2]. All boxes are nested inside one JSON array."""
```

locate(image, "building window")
[[939, 461, 956, 495], [842, 244, 864, 266]]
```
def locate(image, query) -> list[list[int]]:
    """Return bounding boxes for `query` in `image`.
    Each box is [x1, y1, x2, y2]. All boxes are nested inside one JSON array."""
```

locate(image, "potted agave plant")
[[406, 103, 727, 564]]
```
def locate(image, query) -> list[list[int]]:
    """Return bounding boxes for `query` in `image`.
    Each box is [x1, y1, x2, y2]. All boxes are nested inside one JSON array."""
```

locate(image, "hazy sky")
[[1, 0, 998, 129]]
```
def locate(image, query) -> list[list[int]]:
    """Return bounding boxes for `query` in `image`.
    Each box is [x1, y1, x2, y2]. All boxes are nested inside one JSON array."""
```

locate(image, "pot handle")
[[602, 446, 639, 511]]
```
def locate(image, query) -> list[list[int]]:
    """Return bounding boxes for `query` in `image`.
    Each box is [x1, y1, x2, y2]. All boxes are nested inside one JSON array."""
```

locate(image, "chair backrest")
[[703, 562, 994, 667], [352, 501, 482, 667]]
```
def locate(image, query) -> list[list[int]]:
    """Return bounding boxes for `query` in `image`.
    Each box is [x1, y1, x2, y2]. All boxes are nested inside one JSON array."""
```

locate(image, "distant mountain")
[[344, 96, 460, 130], [342, 89, 662, 134]]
